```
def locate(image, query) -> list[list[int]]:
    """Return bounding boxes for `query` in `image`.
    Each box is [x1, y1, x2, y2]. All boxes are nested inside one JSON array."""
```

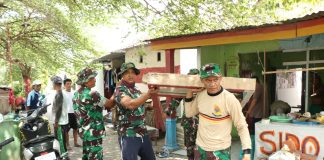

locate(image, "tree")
[[119, 0, 322, 37], [54, 0, 321, 37], [0, 0, 98, 96], [1, 0, 322, 96]]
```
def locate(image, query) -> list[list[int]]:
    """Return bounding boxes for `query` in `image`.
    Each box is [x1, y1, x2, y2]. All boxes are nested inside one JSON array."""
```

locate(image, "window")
[[139, 55, 143, 63], [157, 52, 161, 61]]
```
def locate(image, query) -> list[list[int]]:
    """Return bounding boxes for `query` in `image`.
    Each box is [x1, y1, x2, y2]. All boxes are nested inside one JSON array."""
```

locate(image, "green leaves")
[[107, 0, 322, 37], [0, 0, 322, 86], [0, 0, 99, 84]]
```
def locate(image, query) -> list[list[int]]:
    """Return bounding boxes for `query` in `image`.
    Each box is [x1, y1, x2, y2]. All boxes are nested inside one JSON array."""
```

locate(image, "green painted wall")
[[200, 40, 280, 77]]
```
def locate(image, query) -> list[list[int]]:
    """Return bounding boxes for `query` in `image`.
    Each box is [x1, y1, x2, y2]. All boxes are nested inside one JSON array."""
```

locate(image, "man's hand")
[[245, 111, 250, 118], [148, 87, 159, 95], [186, 87, 204, 99], [54, 122, 58, 129], [105, 95, 116, 110], [191, 87, 205, 93], [242, 154, 251, 160]]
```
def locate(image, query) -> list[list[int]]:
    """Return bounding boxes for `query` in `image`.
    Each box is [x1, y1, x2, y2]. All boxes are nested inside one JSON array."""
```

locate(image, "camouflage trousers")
[[194, 146, 231, 160], [184, 127, 198, 159], [82, 138, 103, 160]]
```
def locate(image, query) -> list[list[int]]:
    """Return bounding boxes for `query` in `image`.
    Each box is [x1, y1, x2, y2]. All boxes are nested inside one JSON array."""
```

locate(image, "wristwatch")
[[243, 149, 251, 154], [184, 97, 193, 102]]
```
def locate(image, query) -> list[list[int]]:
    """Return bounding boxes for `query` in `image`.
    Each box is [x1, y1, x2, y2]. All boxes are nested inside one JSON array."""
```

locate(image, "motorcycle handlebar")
[[26, 103, 51, 122], [0, 137, 14, 150]]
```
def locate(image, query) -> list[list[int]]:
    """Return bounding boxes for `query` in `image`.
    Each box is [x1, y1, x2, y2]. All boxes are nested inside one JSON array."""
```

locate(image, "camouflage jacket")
[[114, 85, 147, 137], [181, 113, 199, 129], [180, 98, 199, 129], [73, 87, 106, 141]]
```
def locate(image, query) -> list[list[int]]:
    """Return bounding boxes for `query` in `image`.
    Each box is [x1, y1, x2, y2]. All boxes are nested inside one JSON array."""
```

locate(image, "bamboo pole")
[[263, 49, 267, 117], [262, 67, 324, 75], [305, 49, 310, 112]]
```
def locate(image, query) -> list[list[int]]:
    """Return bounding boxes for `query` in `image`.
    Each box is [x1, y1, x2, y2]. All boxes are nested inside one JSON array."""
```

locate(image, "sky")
[[82, 17, 149, 54]]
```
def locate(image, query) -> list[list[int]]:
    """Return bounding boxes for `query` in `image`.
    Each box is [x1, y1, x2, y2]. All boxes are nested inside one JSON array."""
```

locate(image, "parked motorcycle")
[[19, 104, 67, 160]]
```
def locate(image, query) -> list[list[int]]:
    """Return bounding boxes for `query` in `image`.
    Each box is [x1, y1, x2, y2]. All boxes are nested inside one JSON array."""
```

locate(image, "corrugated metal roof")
[[148, 11, 324, 41], [92, 51, 125, 63]]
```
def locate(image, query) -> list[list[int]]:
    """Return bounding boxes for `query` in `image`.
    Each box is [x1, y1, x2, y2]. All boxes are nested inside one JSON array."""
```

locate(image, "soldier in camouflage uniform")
[[114, 62, 158, 160], [180, 68, 200, 160], [73, 68, 115, 160]]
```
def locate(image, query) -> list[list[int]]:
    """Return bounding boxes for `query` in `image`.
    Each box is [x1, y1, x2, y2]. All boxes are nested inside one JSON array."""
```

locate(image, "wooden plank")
[[262, 67, 324, 75], [143, 73, 256, 91], [142, 73, 256, 100]]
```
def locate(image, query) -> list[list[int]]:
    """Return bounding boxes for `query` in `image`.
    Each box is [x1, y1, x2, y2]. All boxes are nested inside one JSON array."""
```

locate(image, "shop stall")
[[255, 121, 324, 160]]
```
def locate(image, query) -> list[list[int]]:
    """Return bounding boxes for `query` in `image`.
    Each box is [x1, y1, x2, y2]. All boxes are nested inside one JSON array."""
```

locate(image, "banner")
[[276, 71, 302, 107], [255, 122, 324, 160]]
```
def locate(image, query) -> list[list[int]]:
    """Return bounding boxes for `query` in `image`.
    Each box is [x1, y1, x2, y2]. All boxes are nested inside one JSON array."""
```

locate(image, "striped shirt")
[[185, 88, 251, 151]]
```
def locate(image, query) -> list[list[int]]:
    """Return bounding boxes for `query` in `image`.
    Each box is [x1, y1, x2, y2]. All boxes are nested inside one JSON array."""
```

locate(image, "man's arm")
[[246, 84, 261, 116], [184, 89, 200, 118], [104, 95, 116, 111], [227, 94, 251, 150], [246, 99, 257, 117], [53, 91, 63, 128], [26, 92, 32, 110], [120, 90, 152, 110]]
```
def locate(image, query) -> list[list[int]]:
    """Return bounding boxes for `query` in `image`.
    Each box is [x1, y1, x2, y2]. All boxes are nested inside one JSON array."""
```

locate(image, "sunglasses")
[[203, 65, 215, 72]]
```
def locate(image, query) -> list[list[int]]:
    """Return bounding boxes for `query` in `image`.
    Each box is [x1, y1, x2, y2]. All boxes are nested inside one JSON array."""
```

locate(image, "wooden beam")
[[165, 49, 175, 73], [262, 67, 324, 75]]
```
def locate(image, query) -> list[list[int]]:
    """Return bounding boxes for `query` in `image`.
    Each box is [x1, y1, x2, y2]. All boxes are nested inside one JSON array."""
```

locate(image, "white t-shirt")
[[64, 90, 75, 113]]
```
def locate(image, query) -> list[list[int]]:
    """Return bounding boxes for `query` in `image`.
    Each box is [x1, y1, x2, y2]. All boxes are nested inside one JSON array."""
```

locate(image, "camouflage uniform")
[[181, 68, 200, 159], [164, 98, 180, 118], [114, 82, 147, 137], [114, 62, 155, 159], [73, 68, 106, 160], [194, 146, 231, 160], [181, 112, 198, 159]]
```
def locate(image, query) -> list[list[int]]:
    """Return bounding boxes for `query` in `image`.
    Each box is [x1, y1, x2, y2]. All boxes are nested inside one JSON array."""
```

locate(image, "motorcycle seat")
[[23, 135, 55, 147]]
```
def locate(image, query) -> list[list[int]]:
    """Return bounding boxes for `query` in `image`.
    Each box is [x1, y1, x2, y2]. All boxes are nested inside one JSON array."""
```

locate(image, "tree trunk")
[[18, 62, 32, 98], [22, 75, 31, 98]]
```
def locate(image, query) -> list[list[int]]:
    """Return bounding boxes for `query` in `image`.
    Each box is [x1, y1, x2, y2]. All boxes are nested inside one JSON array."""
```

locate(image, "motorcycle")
[[19, 104, 67, 160]]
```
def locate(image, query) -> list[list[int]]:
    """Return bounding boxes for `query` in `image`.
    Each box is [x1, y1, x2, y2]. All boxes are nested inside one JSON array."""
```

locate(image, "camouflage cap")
[[51, 76, 62, 84], [187, 68, 200, 75], [119, 62, 140, 76], [200, 63, 222, 78], [76, 67, 98, 85]]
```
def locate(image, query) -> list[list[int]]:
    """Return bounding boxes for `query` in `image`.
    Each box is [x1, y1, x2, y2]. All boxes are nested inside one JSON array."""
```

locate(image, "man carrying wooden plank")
[[184, 63, 251, 160]]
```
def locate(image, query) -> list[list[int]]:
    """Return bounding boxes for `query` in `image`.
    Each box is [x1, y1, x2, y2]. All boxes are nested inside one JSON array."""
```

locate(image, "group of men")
[[26, 61, 254, 160], [26, 77, 81, 156]]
